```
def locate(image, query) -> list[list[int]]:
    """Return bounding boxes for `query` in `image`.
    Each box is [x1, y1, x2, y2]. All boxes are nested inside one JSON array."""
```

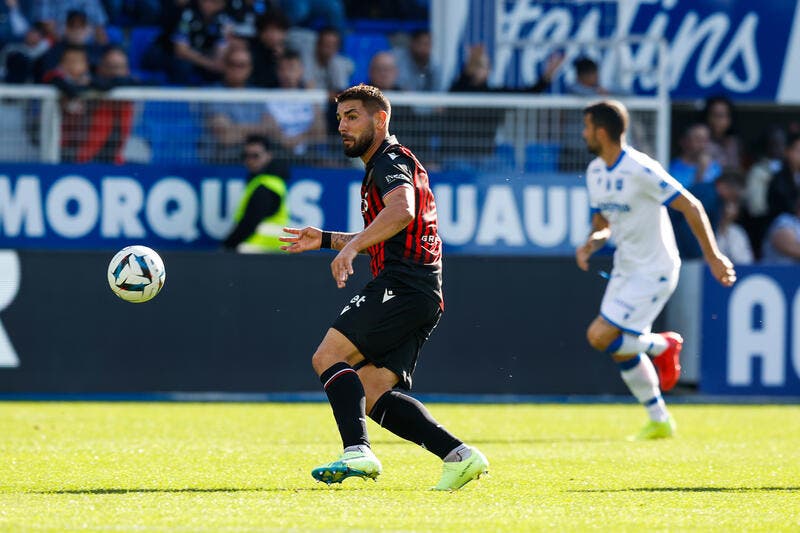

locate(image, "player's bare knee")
[[586, 326, 611, 352], [311, 349, 338, 375]]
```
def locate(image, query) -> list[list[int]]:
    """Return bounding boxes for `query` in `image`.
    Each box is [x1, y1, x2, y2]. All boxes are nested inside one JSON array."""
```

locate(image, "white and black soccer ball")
[[107, 245, 166, 303]]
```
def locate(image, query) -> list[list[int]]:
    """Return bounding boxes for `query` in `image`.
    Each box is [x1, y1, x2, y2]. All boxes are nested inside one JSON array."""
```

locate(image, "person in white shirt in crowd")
[[393, 29, 443, 92], [302, 26, 353, 92], [263, 49, 326, 156]]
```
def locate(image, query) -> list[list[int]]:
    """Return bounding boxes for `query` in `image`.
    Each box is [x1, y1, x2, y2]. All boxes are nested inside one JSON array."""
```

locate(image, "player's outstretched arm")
[[331, 185, 415, 288], [279, 226, 322, 253], [668, 193, 737, 287], [576, 213, 610, 271]]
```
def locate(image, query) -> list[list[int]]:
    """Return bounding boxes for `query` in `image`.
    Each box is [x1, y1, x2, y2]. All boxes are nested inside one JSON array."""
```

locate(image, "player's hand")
[[279, 226, 321, 253], [708, 253, 736, 287], [575, 243, 593, 271], [331, 244, 357, 288]]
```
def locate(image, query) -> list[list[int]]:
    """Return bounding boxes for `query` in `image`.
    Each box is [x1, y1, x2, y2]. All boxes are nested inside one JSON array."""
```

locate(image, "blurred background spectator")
[[393, 29, 442, 92], [702, 95, 742, 171], [448, 44, 489, 92], [745, 125, 787, 218], [137, 0, 190, 81], [37, 9, 105, 79], [262, 49, 325, 157], [248, 9, 288, 88], [567, 56, 609, 96], [742, 125, 787, 256], [143, 0, 227, 85], [77, 44, 136, 164], [366, 50, 399, 91], [668, 123, 722, 189], [761, 195, 800, 264], [449, 44, 559, 93], [0, 0, 32, 47], [33, 0, 109, 46], [714, 172, 755, 265], [224, 0, 263, 39], [302, 26, 352, 92], [767, 132, 800, 220], [671, 170, 750, 262], [223, 133, 290, 253], [43, 44, 92, 162], [1, 20, 49, 83], [201, 45, 268, 164]]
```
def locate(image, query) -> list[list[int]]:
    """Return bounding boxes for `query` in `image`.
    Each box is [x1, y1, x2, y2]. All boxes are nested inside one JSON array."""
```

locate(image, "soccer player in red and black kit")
[[280, 84, 488, 490]]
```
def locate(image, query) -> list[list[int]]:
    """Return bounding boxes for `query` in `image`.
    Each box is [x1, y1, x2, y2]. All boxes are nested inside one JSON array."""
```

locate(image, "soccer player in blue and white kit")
[[576, 100, 736, 440]]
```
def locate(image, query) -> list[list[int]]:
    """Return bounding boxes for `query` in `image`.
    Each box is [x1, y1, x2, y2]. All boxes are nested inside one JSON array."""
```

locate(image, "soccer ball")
[[107, 245, 166, 303]]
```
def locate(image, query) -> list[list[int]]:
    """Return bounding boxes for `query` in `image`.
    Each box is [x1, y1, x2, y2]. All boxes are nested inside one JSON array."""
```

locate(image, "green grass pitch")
[[1, 402, 798, 531]]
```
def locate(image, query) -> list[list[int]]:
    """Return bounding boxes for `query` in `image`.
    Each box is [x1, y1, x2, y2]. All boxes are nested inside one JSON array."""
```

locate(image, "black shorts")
[[331, 277, 442, 390]]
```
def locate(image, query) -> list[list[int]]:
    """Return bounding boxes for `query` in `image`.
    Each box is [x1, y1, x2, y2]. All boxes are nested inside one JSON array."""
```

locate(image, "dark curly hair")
[[583, 99, 629, 142], [335, 84, 391, 116]]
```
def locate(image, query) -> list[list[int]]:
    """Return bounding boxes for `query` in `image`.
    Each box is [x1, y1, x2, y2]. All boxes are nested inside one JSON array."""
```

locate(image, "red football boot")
[[653, 332, 683, 391]]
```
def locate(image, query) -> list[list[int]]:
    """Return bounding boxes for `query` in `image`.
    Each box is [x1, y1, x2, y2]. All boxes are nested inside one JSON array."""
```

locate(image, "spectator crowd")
[[0, 1, 798, 263]]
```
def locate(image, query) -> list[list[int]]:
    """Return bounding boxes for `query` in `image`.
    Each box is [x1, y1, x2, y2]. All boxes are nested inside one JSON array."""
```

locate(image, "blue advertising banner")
[[445, 0, 800, 102], [701, 266, 800, 395], [0, 164, 591, 254]]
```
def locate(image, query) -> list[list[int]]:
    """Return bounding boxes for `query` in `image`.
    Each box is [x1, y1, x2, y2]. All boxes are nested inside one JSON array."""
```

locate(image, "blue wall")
[[0, 164, 591, 255], [702, 266, 800, 395]]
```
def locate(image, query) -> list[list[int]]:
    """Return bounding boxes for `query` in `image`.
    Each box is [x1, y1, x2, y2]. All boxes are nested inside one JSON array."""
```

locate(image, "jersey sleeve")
[[640, 158, 684, 205], [372, 154, 415, 198]]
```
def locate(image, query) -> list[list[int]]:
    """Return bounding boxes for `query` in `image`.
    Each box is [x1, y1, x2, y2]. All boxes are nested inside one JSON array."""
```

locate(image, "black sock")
[[319, 362, 369, 449], [369, 390, 462, 459]]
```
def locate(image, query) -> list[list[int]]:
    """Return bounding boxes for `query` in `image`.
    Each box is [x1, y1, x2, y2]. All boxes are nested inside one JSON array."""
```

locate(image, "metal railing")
[[0, 84, 669, 172]]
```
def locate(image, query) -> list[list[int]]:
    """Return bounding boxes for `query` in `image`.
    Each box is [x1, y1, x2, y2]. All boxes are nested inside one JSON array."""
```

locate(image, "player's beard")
[[585, 138, 600, 156], [342, 130, 374, 158]]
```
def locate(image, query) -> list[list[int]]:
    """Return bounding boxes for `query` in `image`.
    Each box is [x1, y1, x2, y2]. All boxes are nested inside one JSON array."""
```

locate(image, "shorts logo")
[[382, 289, 396, 303], [341, 294, 366, 314]]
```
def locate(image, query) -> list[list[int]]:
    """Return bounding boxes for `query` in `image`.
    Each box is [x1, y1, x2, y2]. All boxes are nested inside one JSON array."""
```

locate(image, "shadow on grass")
[[30, 486, 419, 495], [569, 486, 799, 493], [372, 437, 613, 445]]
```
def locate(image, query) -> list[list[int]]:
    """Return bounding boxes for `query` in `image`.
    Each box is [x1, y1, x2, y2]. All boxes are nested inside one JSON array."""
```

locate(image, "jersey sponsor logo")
[[384, 173, 408, 184], [597, 202, 632, 212], [382, 289, 396, 303]]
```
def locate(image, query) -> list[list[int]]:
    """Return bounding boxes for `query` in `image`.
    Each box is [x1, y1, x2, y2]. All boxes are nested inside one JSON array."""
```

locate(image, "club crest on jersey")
[[361, 194, 369, 214]]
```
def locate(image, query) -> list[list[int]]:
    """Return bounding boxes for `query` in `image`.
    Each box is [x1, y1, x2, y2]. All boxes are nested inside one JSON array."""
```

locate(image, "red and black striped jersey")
[[361, 136, 442, 305]]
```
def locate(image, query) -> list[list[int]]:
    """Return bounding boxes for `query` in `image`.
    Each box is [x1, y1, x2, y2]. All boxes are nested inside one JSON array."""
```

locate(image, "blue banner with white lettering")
[[701, 266, 800, 395], [0, 164, 591, 254], [447, 0, 800, 102]]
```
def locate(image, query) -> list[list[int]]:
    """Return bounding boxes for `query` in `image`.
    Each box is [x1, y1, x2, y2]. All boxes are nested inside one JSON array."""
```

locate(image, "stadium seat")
[[494, 143, 516, 169], [135, 101, 201, 163], [106, 25, 125, 45], [350, 19, 428, 35], [127, 26, 161, 75], [524, 142, 561, 172], [343, 32, 391, 85]]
